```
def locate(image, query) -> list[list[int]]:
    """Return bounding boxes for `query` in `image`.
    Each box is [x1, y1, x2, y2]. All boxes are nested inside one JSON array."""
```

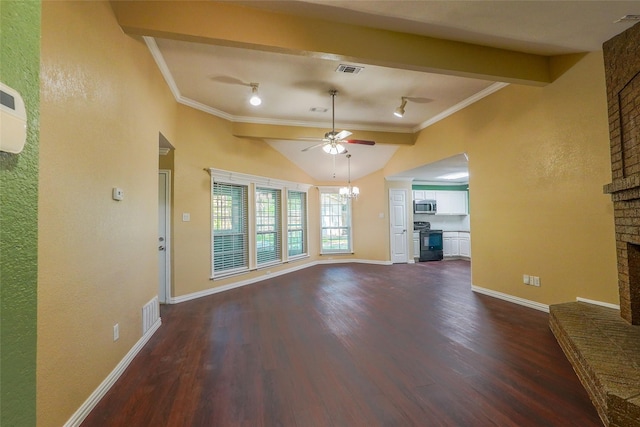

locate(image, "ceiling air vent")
[[335, 64, 364, 75], [614, 15, 640, 23]]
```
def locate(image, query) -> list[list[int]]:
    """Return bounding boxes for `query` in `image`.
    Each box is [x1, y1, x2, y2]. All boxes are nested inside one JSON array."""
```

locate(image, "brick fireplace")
[[603, 21, 640, 325], [550, 22, 640, 427]]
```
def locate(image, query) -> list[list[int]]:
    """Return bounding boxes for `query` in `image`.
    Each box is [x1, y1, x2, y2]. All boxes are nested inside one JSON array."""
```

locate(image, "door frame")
[[389, 188, 410, 264], [159, 169, 172, 304]]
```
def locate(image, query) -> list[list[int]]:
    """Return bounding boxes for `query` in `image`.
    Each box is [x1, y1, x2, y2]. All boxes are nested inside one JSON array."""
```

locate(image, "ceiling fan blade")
[[302, 142, 327, 152], [334, 130, 352, 140], [345, 139, 376, 146]]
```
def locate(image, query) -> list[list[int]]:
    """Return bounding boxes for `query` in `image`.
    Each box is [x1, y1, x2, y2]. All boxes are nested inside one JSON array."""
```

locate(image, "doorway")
[[158, 170, 171, 303]]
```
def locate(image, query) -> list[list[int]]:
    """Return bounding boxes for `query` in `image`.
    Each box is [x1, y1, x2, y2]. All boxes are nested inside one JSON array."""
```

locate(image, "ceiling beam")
[[111, 1, 552, 86], [231, 122, 415, 146]]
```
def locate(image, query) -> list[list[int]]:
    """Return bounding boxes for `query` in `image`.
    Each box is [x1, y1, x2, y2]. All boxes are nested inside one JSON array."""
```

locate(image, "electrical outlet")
[[532, 276, 541, 287], [523, 274, 530, 285], [113, 323, 119, 341]]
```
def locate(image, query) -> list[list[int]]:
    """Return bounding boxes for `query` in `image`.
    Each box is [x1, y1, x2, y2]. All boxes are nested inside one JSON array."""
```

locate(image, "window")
[[212, 182, 248, 275], [287, 190, 307, 257], [255, 187, 281, 266], [320, 189, 352, 253], [209, 168, 310, 279]]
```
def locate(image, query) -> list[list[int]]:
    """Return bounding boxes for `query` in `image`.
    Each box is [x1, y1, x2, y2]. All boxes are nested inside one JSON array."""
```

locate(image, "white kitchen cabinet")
[[413, 232, 420, 258], [435, 191, 467, 215], [443, 231, 471, 258], [412, 190, 437, 201], [443, 232, 459, 257], [459, 232, 471, 258]]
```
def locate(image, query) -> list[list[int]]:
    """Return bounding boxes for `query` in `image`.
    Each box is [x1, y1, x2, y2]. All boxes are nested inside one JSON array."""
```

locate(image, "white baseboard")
[[316, 258, 393, 266], [471, 285, 549, 313], [63, 318, 162, 427], [576, 297, 620, 310], [172, 258, 392, 304]]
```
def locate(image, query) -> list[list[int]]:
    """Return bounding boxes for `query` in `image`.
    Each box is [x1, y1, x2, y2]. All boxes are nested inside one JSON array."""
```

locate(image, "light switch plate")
[[182, 213, 191, 222]]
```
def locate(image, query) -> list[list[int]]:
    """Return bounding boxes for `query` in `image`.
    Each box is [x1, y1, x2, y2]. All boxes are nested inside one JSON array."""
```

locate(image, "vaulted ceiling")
[[111, 1, 639, 182]]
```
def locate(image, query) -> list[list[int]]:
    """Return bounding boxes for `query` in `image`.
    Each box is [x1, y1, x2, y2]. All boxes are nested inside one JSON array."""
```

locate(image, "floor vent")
[[142, 296, 160, 335]]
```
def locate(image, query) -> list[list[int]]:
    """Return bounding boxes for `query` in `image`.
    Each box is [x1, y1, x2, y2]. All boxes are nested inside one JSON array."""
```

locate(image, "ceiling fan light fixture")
[[249, 83, 262, 106], [323, 143, 346, 155], [394, 97, 408, 118]]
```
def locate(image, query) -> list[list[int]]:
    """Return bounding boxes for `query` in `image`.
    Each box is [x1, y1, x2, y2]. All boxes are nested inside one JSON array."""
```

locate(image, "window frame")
[[287, 190, 308, 260], [255, 186, 282, 268], [319, 186, 353, 255], [211, 181, 249, 278]]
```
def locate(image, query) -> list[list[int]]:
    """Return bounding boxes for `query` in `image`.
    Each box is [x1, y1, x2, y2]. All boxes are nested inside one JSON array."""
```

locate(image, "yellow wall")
[[170, 105, 319, 297], [386, 51, 618, 305], [351, 170, 392, 261], [34, 2, 619, 424], [38, 2, 177, 425]]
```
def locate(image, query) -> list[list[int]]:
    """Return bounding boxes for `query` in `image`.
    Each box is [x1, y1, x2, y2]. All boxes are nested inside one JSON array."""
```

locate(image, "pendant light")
[[340, 154, 360, 199]]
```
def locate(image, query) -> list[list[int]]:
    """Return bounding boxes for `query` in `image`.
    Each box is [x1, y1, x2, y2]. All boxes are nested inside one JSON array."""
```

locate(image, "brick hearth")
[[550, 21, 640, 427], [550, 302, 640, 427]]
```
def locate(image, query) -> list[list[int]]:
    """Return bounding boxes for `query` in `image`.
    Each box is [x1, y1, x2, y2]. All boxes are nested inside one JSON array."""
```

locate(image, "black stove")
[[413, 221, 430, 231], [415, 222, 443, 262]]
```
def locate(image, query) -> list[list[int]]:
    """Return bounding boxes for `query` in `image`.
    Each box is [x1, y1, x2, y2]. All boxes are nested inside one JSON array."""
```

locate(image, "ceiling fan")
[[302, 89, 375, 154]]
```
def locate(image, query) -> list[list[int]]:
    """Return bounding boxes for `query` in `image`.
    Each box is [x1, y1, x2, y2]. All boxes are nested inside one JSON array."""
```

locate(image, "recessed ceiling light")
[[614, 15, 640, 23], [437, 172, 469, 180], [310, 107, 328, 113]]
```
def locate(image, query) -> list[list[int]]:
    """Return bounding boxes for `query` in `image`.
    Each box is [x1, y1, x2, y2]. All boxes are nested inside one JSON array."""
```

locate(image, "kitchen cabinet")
[[413, 232, 420, 258], [412, 190, 436, 201], [443, 231, 471, 259], [459, 232, 471, 258], [413, 189, 467, 214], [443, 232, 459, 257], [435, 191, 467, 215]]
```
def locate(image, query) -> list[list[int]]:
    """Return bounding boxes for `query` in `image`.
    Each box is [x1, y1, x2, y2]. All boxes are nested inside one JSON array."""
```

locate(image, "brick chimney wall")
[[603, 22, 640, 325]]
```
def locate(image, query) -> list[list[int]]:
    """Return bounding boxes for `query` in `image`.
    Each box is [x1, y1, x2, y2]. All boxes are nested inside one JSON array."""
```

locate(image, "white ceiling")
[[147, 1, 639, 183]]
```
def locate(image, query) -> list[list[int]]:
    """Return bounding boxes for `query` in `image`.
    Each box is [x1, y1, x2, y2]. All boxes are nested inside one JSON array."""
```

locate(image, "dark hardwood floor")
[[82, 261, 602, 426]]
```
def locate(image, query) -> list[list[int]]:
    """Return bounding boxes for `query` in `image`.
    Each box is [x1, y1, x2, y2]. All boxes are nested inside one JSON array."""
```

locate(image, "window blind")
[[287, 190, 306, 256], [212, 182, 248, 274], [256, 187, 282, 265]]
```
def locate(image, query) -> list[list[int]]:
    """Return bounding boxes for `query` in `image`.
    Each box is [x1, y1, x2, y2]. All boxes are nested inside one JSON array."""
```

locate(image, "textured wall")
[[38, 2, 176, 425], [0, 1, 41, 425], [385, 52, 618, 307]]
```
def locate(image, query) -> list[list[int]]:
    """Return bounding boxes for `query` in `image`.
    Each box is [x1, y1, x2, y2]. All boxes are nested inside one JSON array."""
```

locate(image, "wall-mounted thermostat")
[[0, 82, 27, 154], [112, 187, 124, 201]]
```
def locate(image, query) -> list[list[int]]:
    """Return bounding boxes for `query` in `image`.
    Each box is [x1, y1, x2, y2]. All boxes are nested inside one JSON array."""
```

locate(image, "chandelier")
[[340, 154, 360, 199]]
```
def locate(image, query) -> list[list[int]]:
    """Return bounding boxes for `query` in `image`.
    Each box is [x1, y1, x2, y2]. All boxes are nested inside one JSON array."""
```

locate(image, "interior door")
[[389, 189, 409, 263], [158, 170, 171, 303]]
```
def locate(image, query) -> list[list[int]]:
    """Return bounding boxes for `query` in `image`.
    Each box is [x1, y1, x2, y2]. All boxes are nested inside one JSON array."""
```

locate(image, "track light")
[[249, 83, 262, 106], [394, 97, 407, 118]]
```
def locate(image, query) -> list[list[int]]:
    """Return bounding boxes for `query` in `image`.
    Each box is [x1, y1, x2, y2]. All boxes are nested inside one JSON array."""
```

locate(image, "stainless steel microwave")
[[414, 199, 437, 214]]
